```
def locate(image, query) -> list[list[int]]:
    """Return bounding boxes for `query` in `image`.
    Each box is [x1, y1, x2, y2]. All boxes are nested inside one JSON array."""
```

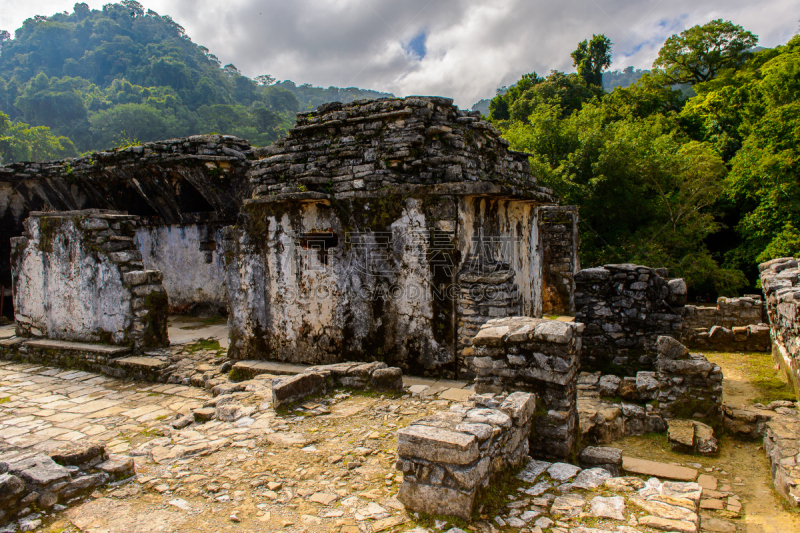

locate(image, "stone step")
[[231, 360, 310, 376], [0, 337, 25, 347], [23, 339, 130, 356], [622, 456, 698, 481], [115, 356, 169, 371]]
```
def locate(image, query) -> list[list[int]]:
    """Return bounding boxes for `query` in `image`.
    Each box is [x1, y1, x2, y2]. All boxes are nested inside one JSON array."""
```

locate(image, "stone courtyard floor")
[[1, 342, 800, 533]]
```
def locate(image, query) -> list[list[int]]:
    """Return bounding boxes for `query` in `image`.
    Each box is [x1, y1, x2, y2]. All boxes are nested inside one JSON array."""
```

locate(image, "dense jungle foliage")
[[0, 3, 797, 294], [0, 1, 391, 158], [489, 22, 800, 294]]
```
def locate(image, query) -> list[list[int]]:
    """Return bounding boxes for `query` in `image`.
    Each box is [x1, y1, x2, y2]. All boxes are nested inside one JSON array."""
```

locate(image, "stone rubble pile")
[[667, 419, 719, 456], [0, 135, 255, 181], [759, 257, 800, 394], [575, 264, 687, 371], [0, 442, 134, 529], [682, 296, 769, 352], [396, 391, 535, 519], [505, 457, 703, 533], [469, 316, 582, 460]]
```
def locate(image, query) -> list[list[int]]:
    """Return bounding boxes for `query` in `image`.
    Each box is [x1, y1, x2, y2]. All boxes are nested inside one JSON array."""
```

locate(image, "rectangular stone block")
[[397, 425, 479, 465], [397, 481, 475, 520]]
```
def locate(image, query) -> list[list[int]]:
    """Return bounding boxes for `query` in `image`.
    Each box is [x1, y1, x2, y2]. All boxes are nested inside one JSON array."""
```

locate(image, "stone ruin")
[[2, 96, 800, 528], [10, 210, 168, 351], [682, 295, 770, 352]]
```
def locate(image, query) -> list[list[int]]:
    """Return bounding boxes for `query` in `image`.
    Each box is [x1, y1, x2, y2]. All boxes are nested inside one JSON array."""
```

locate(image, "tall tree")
[[571, 34, 612, 86], [653, 19, 758, 85]]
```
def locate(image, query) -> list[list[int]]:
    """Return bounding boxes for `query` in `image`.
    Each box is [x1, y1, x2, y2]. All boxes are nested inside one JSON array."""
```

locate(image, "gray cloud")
[[2, 0, 798, 107]]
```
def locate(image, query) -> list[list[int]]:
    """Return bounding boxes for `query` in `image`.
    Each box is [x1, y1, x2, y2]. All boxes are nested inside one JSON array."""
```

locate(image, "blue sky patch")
[[404, 30, 427, 60]]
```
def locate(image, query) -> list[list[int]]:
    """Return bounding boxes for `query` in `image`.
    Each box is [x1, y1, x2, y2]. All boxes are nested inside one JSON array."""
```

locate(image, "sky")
[[1, 0, 798, 107]]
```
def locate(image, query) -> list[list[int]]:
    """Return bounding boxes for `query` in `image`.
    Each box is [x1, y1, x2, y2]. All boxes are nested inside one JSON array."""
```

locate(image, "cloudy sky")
[[1, 1, 797, 107]]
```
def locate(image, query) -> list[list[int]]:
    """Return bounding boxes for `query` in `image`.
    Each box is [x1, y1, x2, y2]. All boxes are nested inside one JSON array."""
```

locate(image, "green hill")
[[0, 1, 392, 159]]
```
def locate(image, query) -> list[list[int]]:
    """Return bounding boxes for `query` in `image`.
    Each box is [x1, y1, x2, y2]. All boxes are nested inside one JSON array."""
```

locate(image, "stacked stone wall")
[[469, 316, 581, 461], [538, 206, 580, 316], [759, 257, 800, 396], [249, 97, 554, 198], [682, 296, 769, 351], [574, 264, 687, 372], [396, 391, 534, 519], [10, 210, 168, 351]]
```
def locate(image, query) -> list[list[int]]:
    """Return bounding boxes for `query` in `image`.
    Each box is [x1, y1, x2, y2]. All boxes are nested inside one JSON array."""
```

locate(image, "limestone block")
[[271, 372, 327, 409], [49, 442, 106, 466], [397, 481, 475, 520], [499, 391, 536, 426], [397, 425, 479, 465]]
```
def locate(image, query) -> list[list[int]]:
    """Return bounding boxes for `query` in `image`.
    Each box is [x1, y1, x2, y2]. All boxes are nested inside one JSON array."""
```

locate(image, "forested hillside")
[[489, 22, 799, 294], [0, 1, 392, 161]]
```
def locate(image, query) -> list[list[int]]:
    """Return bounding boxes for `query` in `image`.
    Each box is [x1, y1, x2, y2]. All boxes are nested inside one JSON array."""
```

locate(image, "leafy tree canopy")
[[653, 19, 758, 85]]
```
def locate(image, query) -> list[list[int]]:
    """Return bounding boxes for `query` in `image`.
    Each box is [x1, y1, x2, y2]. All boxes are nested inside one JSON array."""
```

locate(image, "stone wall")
[[759, 257, 800, 396], [682, 296, 769, 352], [469, 317, 581, 461], [248, 97, 552, 196], [574, 264, 687, 373], [10, 210, 168, 351], [136, 224, 228, 315], [396, 391, 535, 519], [538, 206, 580, 316], [0, 135, 253, 314], [579, 337, 723, 444], [222, 96, 576, 376]]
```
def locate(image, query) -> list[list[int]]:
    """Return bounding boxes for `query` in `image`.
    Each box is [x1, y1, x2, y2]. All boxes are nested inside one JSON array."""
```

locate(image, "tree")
[[89, 103, 167, 145], [571, 34, 612, 86], [653, 20, 758, 85], [255, 74, 276, 86], [0, 111, 78, 163]]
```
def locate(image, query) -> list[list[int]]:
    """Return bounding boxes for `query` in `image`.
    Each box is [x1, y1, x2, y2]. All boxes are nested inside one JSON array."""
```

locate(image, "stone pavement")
[[0, 360, 209, 456]]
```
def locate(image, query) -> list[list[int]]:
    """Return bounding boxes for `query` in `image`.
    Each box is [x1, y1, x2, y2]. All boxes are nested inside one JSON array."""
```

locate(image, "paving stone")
[[589, 495, 625, 520], [622, 457, 698, 481], [547, 462, 581, 481]]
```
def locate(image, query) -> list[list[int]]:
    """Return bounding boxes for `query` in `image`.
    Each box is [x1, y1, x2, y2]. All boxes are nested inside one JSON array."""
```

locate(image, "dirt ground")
[[616, 350, 800, 533]]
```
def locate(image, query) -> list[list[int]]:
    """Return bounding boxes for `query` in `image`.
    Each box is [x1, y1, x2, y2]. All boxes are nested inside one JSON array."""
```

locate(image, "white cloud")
[[1, 0, 797, 107]]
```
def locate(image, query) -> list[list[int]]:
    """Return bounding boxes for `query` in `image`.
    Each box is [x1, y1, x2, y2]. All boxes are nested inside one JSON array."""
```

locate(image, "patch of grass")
[[0, 396, 10, 404], [472, 464, 527, 521], [413, 512, 471, 531], [186, 338, 223, 353], [707, 350, 797, 404], [155, 415, 167, 421]]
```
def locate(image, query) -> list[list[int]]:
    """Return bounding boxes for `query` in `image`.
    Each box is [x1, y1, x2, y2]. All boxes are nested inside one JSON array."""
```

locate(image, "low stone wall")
[[469, 316, 581, 461], [538, 206, 580, 316], [759, 257, 800, 396], [0, 442, 134, 528], [682, 296, 769, 352], [578, 337, 722, 444], [270, 361, 403, 408], [723, 400, 800, 506], [574, 264, 687, 372], [11, 210, 168, 351], [396, 392, 534, 520]]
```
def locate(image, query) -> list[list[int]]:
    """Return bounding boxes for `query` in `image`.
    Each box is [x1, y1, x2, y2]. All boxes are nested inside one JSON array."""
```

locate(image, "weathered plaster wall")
[[10, 210, 168, 350], [224, 196, 457, 375], [136, 224, 227, 314]]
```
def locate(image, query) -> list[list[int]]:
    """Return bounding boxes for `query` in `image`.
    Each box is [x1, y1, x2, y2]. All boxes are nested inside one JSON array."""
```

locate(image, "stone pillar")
[[469, 316, 582, 461], [538, 206, 580, 316]]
